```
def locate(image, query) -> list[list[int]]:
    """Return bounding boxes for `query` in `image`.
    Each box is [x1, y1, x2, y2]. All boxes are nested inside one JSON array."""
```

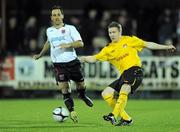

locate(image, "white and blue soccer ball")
[[52, 107, 69, 122]]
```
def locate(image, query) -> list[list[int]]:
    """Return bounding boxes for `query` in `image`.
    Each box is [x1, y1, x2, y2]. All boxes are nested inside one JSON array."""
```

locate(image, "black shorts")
[[109, 66, 143, 94], [53, 59, 84, 82]]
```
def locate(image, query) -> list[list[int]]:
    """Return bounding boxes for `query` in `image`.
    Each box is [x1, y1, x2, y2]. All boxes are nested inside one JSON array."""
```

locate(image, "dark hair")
[[51, 5, 64, 15], [108, 21, 121, 32]]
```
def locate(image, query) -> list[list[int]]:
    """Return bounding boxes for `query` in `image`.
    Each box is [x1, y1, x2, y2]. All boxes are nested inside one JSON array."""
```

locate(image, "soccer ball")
[[52, 107, 69, 122]]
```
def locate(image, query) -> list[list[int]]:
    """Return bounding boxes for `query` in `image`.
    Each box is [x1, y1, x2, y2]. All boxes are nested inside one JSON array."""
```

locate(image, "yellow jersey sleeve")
[[129, 36, 146, 52], [94, 47, 108, 61]]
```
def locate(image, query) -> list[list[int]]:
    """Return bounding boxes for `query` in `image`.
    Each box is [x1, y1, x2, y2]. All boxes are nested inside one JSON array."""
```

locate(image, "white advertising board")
[[0, 56, 180, 91]]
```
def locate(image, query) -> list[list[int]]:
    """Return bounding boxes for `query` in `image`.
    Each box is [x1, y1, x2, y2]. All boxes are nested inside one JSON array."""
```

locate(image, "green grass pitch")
[[0, 99, 180, 132]]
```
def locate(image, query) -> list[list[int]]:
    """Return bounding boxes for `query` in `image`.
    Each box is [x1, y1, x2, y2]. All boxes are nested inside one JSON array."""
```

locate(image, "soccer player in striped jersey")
[[80, 21, 176, 126], [33, 5, 93, 123]]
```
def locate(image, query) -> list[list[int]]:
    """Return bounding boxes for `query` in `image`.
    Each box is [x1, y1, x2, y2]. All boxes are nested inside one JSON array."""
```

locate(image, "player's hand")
[[79, 56, 86, 63], [33, 54, 41, 60], [167, 44, 176, 52], [59, 43, 72, 49]]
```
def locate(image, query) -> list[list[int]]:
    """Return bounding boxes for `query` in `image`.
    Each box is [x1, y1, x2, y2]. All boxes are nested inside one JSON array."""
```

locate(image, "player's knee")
[[59, 82, 68, 88], [101, 87, 114, 98], [58, 82, 70, 93], [76, 81, 85, 89], [121, 84, 131, 94], [101, 89, 107, 98]]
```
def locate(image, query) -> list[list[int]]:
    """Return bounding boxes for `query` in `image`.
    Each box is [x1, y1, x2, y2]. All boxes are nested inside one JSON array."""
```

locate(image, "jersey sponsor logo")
[[116, 53, 129, 61], [51, 36, 65, 43]]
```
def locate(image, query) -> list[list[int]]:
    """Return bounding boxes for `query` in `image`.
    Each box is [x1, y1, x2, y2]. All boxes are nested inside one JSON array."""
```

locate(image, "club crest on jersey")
[[61, 29, 65, 34], [123, 44, 127, 48]]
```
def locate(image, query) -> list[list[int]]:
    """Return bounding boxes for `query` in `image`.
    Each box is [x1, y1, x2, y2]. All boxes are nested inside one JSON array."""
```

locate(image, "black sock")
[[63, 93, 74, 112], [77, 89, 86, 98]]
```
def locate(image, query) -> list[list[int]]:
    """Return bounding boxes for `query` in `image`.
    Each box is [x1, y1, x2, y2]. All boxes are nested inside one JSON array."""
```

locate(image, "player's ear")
[[61, 14, 64, 19]]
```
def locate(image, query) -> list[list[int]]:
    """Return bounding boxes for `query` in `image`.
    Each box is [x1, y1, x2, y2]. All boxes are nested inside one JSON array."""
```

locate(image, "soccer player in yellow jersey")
[[80, 21, 176, 126]]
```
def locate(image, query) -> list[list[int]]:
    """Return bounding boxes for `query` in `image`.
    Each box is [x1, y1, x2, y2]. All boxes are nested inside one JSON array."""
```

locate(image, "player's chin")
[[111, 39, 117, 42], [110, 38, 114, 41], [55, 21, 60, 24]]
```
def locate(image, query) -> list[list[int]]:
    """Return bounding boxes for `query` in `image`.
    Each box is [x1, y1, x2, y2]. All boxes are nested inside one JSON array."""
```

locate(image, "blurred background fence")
[[0, 0, 180, 99]]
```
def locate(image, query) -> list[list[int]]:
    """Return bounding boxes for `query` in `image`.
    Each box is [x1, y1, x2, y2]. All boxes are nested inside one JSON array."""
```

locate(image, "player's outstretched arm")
[[79, 56, 97, 63], [33, 41, 50, 60], [144, 42, 176, 51]]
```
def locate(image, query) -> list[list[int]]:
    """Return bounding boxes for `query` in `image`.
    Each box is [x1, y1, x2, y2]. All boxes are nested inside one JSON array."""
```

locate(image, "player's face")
[[108, 27, 121, 42], [51, 9, 64, 25]]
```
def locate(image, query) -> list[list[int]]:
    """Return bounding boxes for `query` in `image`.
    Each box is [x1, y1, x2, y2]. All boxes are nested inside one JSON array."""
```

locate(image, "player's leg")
[[101, 87, 116, 108], [53, 63, 77, 123], [75, 81, 93, 107], [120, 110, 131, 122], [59, 82, 74, 112], [112, 84, 132, 125], [102, 86, 131, 124], [113, 67, 143, 126], [58, 82, 78, 123], [69, 59, 93, 107]]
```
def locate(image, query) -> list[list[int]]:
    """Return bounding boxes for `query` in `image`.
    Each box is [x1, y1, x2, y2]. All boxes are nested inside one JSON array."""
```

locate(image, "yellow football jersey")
[[94, 36, 145, 74]]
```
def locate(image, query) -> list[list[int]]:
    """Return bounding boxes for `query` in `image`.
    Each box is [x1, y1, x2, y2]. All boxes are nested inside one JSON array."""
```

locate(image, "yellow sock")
[[102, 94, 116, 108], [112, 92, 128, 118], [121, 110, 131, 121], [102, 92, 131, 120]]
